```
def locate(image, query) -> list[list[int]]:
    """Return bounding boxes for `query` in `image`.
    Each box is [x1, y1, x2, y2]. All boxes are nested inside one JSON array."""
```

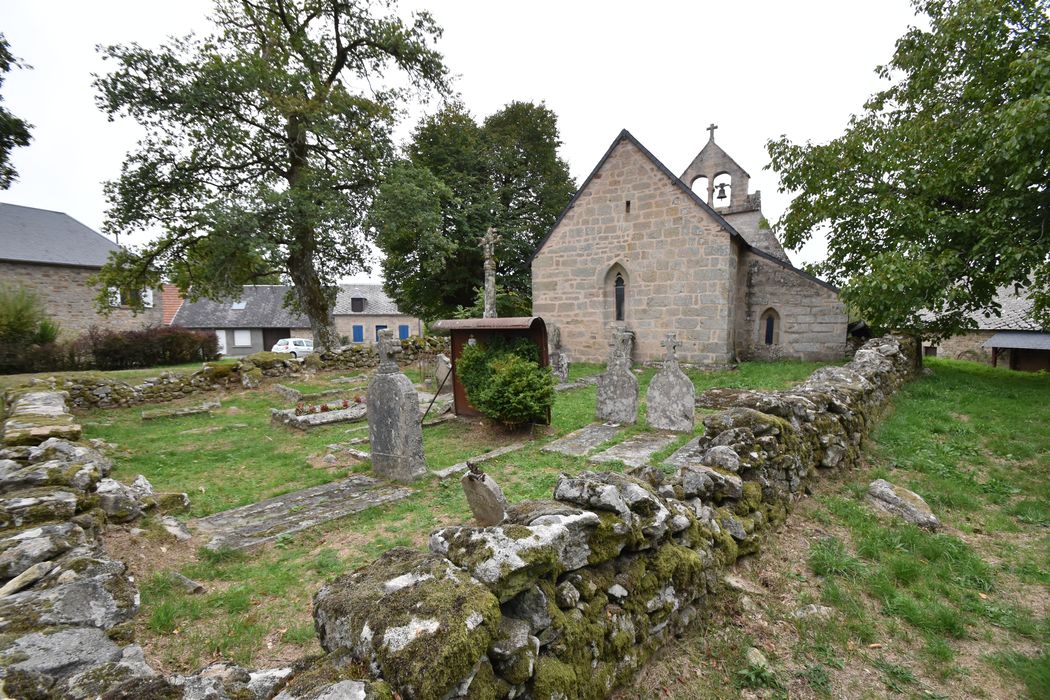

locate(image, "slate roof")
[[969, 286, 1041, 331], [983, 331, 1050, 351], [172, 283, 409, 328], [0, 203, 120, 267]]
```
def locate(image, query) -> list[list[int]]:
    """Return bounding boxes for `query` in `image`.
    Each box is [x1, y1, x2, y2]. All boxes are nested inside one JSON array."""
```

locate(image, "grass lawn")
[[620, 358, 1050, 700], [0, 358, 239, 392], [86, 359, 830, 673]]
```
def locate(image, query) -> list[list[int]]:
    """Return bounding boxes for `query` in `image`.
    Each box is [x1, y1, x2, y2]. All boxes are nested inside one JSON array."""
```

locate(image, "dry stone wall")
[[301, 336, 919, 699]]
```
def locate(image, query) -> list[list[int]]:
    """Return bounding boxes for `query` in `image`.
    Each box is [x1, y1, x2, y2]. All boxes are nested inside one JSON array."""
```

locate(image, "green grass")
[[82, 360, 826, 671], [0, 358, 238, 391]]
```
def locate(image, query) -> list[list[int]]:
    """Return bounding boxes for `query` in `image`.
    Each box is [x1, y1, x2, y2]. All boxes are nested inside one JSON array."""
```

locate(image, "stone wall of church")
[[532, 140, 737, 365], [735, 252, 847, 361]]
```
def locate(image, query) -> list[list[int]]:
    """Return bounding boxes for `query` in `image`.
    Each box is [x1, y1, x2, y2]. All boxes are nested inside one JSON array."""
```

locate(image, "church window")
[[759, 308, 780, 345], [713, 173, 732, 208], [691, 176, 709, 204], [614, 273, 625, 322]]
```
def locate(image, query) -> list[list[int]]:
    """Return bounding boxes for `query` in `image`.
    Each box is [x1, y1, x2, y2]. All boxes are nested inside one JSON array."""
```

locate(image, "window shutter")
[[398, 324, 409, 340], [108, 287, 121, 307], [141, 289, 154, 308], [352, 325, 364, 343]]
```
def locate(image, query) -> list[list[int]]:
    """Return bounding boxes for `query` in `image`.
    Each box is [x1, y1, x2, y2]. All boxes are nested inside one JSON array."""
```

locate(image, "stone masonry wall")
[[0, 261, 163, 338], [928, 331, 996, 363], [532, 139, 738, 366], [735, 251, 848, 362], [333, 315, 425, 346], [299, 336, 918, 699]]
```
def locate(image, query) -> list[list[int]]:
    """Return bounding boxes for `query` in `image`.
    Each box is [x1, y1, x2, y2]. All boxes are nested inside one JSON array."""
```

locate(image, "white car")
[[270, 338, 314, 358]]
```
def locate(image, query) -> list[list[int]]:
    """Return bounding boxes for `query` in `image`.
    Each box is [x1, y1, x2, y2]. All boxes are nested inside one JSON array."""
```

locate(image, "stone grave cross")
[[661, 333, 680, 368], [377, 329, 402, 374], [480, 227, 500, 318]]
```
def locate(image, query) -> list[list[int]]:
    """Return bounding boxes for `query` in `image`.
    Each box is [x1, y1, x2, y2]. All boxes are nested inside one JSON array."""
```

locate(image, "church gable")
[[532, 132, 740, 365]]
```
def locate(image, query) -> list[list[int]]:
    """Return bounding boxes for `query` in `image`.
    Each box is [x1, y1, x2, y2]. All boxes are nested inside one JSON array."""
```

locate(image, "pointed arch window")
[[614, 273, 625, 321], [759, 308, 780, 345]]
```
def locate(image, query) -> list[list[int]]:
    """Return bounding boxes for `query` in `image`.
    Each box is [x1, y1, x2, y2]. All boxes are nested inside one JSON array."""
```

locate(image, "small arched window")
[[691, 176, 709, 204], [614, 273, 625, 322], [759, 308, 780, 345]]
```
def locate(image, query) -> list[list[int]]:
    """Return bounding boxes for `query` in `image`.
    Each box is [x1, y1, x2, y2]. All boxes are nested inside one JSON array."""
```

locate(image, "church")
[[531, 128, 847, 365]]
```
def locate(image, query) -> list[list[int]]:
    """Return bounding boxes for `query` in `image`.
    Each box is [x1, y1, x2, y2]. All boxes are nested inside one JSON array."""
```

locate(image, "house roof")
[[530, 129, 839, 293], [970, 286, 1041, 331], [983, 331, 1050, 350], [172, 283, 409, 329], [0, 203, 120, 268]]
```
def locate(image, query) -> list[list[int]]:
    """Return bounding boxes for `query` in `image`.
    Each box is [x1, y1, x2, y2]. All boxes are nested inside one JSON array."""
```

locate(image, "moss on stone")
[[585, 511, 628, 565], [531, 656, 578, 699], [464, 657, 510, 700], [243, 351, 292, 368]]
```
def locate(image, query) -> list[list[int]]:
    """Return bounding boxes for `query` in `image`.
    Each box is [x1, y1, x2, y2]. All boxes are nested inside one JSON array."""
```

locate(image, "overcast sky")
[[2, 0, 920, 280]]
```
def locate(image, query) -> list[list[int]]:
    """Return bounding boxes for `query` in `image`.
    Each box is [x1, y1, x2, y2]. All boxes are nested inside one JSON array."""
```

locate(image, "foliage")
[[92, 0, 449, 348], [457, 336, 553, 425], [370, 101, 575, 320], [451, 284, 532, 319], [87, 325, 220, 370], [0, 285, 62, 373], [767, 0, 1050, 339], [0, 34, 32, 190]]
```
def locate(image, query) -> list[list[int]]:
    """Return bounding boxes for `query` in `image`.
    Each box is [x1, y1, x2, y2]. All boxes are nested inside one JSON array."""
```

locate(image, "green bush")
[[0, 285, 64, 373], [457, 337, 554, 425]]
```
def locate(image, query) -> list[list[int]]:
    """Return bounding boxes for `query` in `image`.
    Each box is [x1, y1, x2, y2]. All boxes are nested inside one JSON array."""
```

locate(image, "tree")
[[0, 34, 32, 190], [369, 101, 574, 321], [93, 0, 449, 349], [767, 0, 1050, 339]]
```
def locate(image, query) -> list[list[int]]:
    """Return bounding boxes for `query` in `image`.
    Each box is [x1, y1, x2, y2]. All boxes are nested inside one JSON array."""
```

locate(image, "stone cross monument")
[[480, 228, 500, 318], [595, 327, 638, 424], [548, 322, 570, 383], [646, 332, 695, 432], [367, 330, 427, 482]]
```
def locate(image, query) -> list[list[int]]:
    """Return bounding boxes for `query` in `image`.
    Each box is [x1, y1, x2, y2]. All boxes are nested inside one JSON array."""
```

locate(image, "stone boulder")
[[313, 548, 500, 699], [95, 479, 143, 524], [0, 522, 87, 580], [866, 479, 940, 530]]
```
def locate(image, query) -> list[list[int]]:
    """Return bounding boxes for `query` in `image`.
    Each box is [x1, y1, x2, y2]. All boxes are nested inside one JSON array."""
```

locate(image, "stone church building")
[[531, 128, 847, 365]]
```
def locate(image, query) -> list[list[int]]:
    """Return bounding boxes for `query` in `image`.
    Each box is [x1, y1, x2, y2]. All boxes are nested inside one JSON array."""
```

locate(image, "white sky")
[[2, 0, 919, 281]]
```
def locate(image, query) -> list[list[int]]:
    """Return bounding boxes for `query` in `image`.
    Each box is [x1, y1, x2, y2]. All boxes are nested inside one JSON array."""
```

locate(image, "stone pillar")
[[480, 228, 500, 319], [367, 330, 427, 482], [435, 353, 453, 394], [646, 333, 695, 432], [548, 323, 570, 383], [596, 327, 638, 424]]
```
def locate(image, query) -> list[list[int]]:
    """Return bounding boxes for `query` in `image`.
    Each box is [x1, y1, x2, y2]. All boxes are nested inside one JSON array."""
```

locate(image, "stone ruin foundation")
[[0, 336, 919, 699]]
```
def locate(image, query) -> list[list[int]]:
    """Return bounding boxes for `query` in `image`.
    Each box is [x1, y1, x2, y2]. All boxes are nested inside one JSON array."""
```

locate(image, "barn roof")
[[0, 203, 120, 268]]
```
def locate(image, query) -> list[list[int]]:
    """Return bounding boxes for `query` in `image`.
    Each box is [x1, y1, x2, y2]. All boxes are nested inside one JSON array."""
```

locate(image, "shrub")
[[0, 285, 64, 373], [88, 325, 220, 370], [457, 336, 554, 425]]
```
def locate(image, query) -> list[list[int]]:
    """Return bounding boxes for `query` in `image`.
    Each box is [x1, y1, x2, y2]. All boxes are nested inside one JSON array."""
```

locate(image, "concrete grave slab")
[[588, 432, 678, 469], [193, 476, 412, 550], [541, 423, 623, 457]]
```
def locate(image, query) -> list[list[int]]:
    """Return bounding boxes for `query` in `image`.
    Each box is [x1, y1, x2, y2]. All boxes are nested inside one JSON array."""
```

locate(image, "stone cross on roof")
[[377, 329, 402, 374], [706, 123, 718, 142]]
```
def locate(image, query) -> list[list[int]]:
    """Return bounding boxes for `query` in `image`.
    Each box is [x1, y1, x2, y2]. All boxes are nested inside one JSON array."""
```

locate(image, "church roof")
[[532, 129, 838, 293], [687, 137, 752, 180]]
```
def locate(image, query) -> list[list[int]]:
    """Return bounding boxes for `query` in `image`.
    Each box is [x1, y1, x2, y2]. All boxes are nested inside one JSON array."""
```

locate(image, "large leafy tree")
[[93, 0, 449, 348], [0, 34, 32, 190], [369, 101, 574, 321], [767, 0, 1049, 338]]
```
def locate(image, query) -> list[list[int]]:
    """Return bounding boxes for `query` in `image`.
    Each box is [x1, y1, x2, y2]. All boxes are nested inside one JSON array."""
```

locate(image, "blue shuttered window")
[[352, 325, 364, 343], [398, 324, 409, 340]]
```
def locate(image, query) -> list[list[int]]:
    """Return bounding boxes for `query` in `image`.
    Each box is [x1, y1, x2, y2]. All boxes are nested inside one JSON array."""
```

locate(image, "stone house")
[[531, 129, 847, 364], [0, 203, 164, 337], [172, 283, 422, 356], [924, 285, 1049, 372]]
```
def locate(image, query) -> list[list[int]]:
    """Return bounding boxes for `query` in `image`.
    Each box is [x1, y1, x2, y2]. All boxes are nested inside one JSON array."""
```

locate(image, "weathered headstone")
[[367, 330, 427, 482], [435, 353, 453, 394], [548, 323, 570, 384], [646, 333, 695, 432], [460, 463, 508, 526], [595, 328, 638, 424]]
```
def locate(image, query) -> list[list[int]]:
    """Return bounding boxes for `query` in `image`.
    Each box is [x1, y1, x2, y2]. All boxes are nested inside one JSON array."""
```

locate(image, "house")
[[0, 203, 164, 336], [171, 283, 422, 356], [531, 128, 847, 364], [924, 285, 1049, 372]]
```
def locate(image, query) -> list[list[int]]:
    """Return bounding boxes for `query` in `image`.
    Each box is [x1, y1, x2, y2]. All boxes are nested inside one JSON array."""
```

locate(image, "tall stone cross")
[[377, 328, 402, 374], [661, 333, 680, 369], [706, 123, 718, 142], [480, 227, 500, 318]]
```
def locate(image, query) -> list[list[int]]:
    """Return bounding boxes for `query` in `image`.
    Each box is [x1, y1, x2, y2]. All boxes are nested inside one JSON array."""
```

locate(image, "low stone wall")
[[299, 336, 918, 699], [318, 335, 449, 370]]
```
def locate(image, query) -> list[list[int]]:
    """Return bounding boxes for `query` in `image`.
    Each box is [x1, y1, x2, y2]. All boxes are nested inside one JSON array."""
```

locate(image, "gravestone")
[[435, 353, 453, 394], [548, 323, 570, 384], [460, 463, 508, 526], [367, 330, 427, 482], [646, 333, 695, 432], [595, 327, 638, 424]]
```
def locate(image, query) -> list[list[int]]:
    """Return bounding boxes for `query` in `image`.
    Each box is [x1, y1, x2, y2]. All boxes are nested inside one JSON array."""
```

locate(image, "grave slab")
[[661, 435, 703, 468], [433, 442, 529, 480], [541, 423, 622, 457], [193, 476, 411, 550], [270, 403, 367, 429], [588, 432, 678, 469], [141, 401, 220, 421]]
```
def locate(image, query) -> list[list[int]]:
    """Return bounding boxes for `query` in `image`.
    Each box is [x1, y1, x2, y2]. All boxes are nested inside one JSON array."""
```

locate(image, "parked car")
[[270, 337, 314, 358]]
